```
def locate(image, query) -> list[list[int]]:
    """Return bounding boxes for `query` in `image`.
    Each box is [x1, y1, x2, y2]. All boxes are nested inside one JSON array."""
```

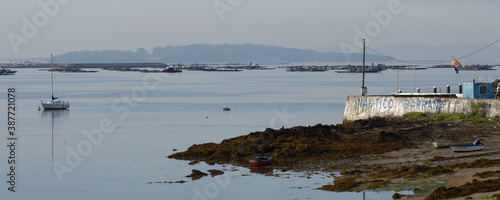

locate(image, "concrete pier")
[[343, 95, 500, 123]]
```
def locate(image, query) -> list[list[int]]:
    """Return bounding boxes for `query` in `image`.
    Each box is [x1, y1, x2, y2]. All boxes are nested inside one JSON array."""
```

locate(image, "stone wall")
[[343, 95, 500, 123]]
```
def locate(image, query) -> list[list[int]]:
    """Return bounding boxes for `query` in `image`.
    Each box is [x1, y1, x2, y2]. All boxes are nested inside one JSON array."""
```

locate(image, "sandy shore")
[[344, 122, 500, 199], [360, 141, 500, 199]]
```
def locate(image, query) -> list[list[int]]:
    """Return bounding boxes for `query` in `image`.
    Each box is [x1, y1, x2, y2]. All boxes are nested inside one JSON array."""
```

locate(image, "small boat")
[[433, 141, 451, 148], [164, 67, 182, 73], [0, 69, 16, 75], [223, 107, 231, 111], [451, 140, 484, 152], [250, 155, 273, 166]]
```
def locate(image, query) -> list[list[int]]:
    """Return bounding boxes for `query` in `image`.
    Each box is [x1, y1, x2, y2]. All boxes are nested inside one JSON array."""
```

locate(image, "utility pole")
[[397, 69, 399, 93], [414, 67, 416, 92], [361, 39, 367, 96]]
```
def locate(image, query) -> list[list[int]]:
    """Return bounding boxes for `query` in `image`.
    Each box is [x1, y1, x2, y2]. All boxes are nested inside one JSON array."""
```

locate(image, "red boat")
[[164, 67, 182, 73], [249, 155, 273, 166]]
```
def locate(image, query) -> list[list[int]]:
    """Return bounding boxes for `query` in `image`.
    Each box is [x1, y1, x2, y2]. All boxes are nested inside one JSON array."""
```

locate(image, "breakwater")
[[343, 95, 500, 123]]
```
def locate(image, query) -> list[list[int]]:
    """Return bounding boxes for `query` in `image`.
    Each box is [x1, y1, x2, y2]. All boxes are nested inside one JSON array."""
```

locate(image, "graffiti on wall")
[[357, 97, 445, 111]]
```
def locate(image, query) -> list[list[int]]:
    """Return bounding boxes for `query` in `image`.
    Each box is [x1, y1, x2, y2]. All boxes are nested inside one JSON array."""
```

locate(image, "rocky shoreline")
[[168, 115, 500, 199]]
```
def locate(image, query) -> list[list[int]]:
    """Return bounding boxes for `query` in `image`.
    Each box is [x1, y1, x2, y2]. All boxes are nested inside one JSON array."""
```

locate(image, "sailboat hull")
[[41, 100, 70, 110]]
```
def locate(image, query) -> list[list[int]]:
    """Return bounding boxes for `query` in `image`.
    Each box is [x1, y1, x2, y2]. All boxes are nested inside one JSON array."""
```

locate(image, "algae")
[[425, 178, 500, 200]]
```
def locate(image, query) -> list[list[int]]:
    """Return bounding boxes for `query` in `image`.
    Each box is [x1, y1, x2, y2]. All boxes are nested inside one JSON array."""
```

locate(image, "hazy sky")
[[1, 0, 499, 59]]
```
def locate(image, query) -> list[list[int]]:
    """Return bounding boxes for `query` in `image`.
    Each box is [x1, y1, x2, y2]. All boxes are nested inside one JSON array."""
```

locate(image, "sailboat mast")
[[51, 54, 54, 98]]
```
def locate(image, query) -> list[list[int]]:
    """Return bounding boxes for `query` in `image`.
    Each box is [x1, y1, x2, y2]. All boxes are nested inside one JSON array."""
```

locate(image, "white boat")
[[41, 54, 70, 110], [433, 141, 451, 148], [451, 140, 483, 152]]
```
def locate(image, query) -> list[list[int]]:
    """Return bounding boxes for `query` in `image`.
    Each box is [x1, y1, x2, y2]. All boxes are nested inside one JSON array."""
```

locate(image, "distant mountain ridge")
[[54, 44, 388, 64]]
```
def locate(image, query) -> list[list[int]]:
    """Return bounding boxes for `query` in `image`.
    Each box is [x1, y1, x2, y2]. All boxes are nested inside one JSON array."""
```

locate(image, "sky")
[[1, 0, 499, 59]]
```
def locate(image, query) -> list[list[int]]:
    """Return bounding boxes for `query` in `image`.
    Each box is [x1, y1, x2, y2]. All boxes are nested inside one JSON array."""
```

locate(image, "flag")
[[452, 58, 461, 74]]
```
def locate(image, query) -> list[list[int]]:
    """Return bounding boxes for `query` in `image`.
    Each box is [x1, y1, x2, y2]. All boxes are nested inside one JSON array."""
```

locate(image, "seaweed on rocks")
[[207, 169, 224, 177], [448, 158, 500, 169], [319, 177, 362, 192], [186, 169, 208, 180], [370, 165, 454, 179], [473, 170, 500, 178], [425, 178, 500, 200], [365, 179, 390, 189], [168, 116, 500, 198], [340, 169, 364, 176], [168, 119, 420, 168]]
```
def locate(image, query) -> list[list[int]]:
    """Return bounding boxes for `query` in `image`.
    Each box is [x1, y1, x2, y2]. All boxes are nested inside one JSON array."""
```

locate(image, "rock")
[[207, 169, 224, 177], [186, 169, 208, 180], [188, 160, 201, 165]]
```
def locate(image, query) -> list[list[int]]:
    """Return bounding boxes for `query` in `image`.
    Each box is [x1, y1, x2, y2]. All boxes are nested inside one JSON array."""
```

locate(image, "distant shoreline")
[[1, 63, 167, 69]]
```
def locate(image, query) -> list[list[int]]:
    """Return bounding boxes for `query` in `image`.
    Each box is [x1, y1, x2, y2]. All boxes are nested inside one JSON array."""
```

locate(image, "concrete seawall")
[[343, 95, 500, 123]]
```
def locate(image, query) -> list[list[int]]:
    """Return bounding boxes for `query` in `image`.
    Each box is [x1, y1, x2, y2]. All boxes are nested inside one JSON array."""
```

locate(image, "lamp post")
[[361, 39, 367, 96]]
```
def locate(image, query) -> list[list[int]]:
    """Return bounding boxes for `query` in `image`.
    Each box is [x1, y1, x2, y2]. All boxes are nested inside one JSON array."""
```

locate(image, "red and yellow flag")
[[452, 58, 460, 74], [452, 58, 461, 67]]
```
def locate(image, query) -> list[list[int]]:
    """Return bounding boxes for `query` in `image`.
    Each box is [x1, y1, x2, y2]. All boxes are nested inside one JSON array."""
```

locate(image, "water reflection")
[[250, 167, 273, 175], [40, 109, 70, 118], [40, 110, 69, 163]]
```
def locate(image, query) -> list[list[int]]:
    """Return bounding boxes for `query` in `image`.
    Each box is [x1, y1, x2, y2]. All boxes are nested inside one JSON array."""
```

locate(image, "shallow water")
[[0, 66, 496, 199]]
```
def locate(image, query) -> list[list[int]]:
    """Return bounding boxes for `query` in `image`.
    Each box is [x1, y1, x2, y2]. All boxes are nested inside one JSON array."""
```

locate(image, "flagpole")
[[397, 69, 399, 93], [452, 57, 462, 93], [452, 56, 454, 93], [413, 67, 416, 92], [450, 56, 455, 92]]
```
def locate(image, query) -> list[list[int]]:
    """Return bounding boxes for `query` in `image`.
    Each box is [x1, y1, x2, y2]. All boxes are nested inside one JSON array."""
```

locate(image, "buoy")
[[206, 116, 208, 118]]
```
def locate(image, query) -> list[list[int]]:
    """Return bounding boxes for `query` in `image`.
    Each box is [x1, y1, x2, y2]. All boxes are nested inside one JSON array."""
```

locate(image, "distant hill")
[[55, 50, 145, 63], [54, 44, 389, 64]]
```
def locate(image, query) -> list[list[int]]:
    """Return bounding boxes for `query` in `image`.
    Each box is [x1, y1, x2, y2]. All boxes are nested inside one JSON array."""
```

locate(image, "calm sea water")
[[0, 65, 497, 199]]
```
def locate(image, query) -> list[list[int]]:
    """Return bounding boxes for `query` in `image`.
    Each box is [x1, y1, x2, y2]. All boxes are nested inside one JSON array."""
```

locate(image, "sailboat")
[[41, 54, 70, 110]]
